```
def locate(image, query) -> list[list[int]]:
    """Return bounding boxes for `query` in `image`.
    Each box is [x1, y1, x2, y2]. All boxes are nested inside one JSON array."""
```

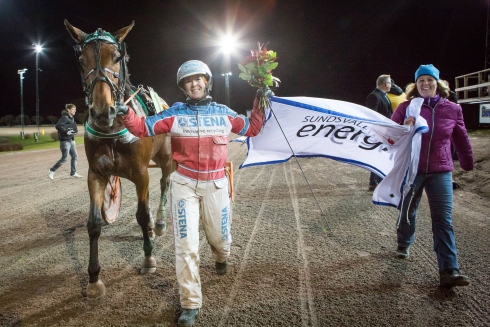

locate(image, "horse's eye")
[[115, 56, 123, 63]]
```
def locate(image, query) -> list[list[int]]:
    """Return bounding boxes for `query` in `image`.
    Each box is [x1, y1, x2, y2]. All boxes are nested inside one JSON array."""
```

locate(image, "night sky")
[[0, 0, 487, 119]]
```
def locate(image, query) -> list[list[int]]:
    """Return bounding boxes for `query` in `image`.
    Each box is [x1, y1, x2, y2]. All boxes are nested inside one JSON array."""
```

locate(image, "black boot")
[[439, 269, 469, 287], [178, 309, 199, 327], [215, 261, 228, 275]]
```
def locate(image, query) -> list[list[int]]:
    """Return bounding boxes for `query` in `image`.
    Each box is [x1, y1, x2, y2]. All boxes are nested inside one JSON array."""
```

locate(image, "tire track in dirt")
[[289, 157, 432, 310], [0, 146, 88, 184], [363, 188, 441, 282], [283, 162, 318, 327], [374, 202, 440, 277], [462, 292, 490, 327], [3, 179, 153, 292], [364, 192, 444, 307], [2, 134, 489, 326], [0, 146, 90, 211], [366, 190, 488, 326]]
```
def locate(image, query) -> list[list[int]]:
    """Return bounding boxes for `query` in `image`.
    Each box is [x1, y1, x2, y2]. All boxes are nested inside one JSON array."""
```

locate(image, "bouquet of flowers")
[[238, 42, 280, 109]]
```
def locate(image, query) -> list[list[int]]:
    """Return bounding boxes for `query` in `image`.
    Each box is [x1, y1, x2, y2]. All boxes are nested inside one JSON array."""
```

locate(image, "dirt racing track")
[[0, 134, 489, 326]]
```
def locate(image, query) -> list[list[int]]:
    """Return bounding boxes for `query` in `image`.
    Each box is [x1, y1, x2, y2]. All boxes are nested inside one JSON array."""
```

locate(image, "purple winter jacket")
[[391, 97, 474, 174]]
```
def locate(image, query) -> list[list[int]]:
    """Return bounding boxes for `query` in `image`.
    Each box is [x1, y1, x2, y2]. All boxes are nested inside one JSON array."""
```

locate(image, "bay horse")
[[64, 20, 173, 305]]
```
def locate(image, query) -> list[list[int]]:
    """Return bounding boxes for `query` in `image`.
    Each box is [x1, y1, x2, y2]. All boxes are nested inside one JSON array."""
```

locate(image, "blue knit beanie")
[[415, 64, 440, 81]]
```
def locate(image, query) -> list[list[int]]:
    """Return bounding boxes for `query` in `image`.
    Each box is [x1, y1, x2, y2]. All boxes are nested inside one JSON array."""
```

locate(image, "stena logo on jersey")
[[189, 116, 227, 127], [178, 117, 188, 127], [177, 115, 227, 129]]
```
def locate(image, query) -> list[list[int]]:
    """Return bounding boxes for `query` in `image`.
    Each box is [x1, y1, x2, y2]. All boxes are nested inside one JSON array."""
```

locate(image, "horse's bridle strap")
[[85, 122, 129, 138], [74, 28, 127, 108], [85, 67, 119, 80]]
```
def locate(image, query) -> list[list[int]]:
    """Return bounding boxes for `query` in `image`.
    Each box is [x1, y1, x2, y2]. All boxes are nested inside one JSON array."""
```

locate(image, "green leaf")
[[263, 74, 273, 86], [239, 72, 252, 81], [237, 63, 248, 73], [250, 68, 260, 78], [258, 66, 269, 78], [269, 62, 278, 70], [245, 62, 257, 71]]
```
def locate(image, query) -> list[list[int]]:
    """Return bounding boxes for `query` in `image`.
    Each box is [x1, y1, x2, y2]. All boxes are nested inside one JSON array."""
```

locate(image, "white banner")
[[239, 96, 428, 208], [480, 103, 490, 124]]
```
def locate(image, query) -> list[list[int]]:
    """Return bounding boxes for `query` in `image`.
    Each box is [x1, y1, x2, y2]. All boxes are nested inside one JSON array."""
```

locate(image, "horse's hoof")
[[140, 256, 156, 274], [86, 280, 105, 306], [154, 220, 166, 236]]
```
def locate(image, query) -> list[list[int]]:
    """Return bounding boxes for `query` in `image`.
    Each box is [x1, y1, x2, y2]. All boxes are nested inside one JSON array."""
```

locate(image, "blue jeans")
[[397, 172, 459, 272], [50, 140, 78, 175]]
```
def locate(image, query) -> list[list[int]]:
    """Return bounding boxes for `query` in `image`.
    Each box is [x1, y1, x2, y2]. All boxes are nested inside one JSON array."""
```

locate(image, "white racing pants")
[[169, 172, 232, 309]]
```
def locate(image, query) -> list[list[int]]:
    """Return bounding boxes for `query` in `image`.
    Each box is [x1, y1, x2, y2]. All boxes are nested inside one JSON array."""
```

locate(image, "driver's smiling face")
[[183, 75, 207, 100]]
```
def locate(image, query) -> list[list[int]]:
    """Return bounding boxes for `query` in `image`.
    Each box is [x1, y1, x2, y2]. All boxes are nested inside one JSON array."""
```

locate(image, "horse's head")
[[64, 20, 134, 128]]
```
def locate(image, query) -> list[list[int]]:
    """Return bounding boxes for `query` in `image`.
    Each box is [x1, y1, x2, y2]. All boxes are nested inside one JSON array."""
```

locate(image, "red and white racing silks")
[[122, 96, 264, 309], [123, 97, 264, 180]]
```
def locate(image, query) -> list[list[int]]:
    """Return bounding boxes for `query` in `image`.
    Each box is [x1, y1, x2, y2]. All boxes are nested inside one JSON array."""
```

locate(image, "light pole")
[[219, 35, 236, 107], [221, 72, 232, 107], [17, 68, 28, 139], [34, 44, 43, 141]]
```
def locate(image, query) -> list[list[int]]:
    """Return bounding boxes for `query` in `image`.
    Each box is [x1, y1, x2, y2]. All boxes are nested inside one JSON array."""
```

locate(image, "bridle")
[[73, 29, 129, 138], [73, 28, 127, 110]]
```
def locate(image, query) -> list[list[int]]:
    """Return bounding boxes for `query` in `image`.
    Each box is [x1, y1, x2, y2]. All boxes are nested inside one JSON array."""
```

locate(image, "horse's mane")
[[123, 54, 132, 100], [120, 50, 158, 117]]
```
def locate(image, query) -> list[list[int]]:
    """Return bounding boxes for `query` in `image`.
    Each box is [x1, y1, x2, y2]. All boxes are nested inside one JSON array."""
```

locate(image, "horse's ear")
[[64, 19, 87, 44], [113, 21, 135, 43]]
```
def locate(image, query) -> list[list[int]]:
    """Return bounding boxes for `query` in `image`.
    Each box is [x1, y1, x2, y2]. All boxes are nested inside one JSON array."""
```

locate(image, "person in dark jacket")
[[442, 80, 458, 103], [366, 74, 393, 191], [391, 64, 473, 288], [48, 104, 82, 180]]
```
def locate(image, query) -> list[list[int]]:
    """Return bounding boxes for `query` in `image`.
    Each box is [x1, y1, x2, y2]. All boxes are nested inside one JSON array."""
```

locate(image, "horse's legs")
[[154, 147, 173, 236], [134, 171, 156, 274], [154, 176, 169, 236], [86, 172, 109, 305]]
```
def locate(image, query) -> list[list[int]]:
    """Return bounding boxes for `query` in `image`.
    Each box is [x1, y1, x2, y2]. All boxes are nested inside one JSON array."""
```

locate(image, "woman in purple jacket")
[[391, 64, 474, 288]]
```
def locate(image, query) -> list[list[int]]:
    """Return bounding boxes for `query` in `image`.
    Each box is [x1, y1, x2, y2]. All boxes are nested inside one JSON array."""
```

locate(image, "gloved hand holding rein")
[[116, 102, 129, 116]]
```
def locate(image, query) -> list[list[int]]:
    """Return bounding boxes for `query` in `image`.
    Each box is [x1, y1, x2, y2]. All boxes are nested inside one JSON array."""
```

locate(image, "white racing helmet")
[[176, 60, 213, 94]]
